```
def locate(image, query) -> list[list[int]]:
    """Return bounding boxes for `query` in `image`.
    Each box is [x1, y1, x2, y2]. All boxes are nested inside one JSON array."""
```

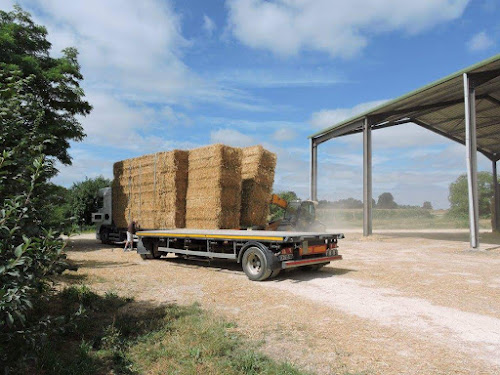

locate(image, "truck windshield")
[[284, 201, 301, 221], [96, 196, 104, 209], [301, 202, 315, 223]]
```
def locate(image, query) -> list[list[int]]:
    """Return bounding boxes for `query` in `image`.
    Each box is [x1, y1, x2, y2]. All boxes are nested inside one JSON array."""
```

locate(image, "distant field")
[[316, 208, 491, 230]]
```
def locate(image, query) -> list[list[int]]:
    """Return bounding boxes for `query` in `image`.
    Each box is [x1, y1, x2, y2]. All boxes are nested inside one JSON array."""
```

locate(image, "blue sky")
[[3, 0, 499, 208]]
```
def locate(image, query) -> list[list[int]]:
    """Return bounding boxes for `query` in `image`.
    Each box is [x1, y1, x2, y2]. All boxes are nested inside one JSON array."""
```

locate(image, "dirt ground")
[[61, 230, 500, 375]]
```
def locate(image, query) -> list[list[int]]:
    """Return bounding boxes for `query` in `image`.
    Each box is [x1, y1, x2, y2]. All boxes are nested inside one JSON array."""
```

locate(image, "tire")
[[142, 239, 161, 259], [270, 269, 281, 278], [100, 229, 111, 245], [242, 246, 272, 281]]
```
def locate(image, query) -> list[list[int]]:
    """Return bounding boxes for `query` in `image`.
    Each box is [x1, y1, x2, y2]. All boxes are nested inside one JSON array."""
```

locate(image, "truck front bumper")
[[281, 255, 342, 269]]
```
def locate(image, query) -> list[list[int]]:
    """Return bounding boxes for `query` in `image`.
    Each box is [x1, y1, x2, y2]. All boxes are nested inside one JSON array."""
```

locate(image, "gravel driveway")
[[63, 231, 500, 374]]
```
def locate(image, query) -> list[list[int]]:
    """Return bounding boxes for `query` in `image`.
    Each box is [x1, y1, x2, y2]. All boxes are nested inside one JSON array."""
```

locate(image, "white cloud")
[[322, 122, 454, 149], [79, 91, 154, 147], [211, 68, 343, 88], [35, 0, 189, 81], [372, 123, 451, 149], [467, 31, 495, 52], [18, 0, 266, 111], [272, 128, 297, 141], [203, 15, 216, 35], [310, 100, 388, 129], [52, 148, 114, 187], [310, 101, 454, 149], [162, 106, 193, 127], [226, 0, 469, 57], [210, 129, 256, 147]]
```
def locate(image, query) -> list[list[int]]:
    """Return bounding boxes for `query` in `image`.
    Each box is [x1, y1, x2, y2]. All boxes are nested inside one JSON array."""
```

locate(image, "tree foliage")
[[0, 5, 91, 166], [1, 6, 90, 230], [0, 7, 89, 366], [69, 177, 111, 226], [422, 201, 433, 210], [318, 197, 363, 209], [448, 172, 497, 217], [0, 152, 71, 364], [376, 192, 398, 209]]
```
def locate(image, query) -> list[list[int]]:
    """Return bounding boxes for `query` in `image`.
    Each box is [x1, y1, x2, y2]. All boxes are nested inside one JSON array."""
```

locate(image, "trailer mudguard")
[[136, 238, 150, 255]]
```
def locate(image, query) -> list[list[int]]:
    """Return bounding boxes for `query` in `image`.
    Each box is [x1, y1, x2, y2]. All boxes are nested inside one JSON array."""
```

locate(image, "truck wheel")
[[142, 240, 161, 259], [242, 246, 272, 281], [100, 229, 111, 245]]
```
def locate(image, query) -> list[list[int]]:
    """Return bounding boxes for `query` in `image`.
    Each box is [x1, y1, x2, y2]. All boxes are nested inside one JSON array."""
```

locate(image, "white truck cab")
[[92, 187, 113, 241]]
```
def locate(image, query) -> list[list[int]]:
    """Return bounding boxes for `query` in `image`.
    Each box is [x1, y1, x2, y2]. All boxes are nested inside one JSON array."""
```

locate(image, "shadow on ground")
[[155, 256, 354, 282], [66, 236, 355, 281], [273, 267, 356, 283]]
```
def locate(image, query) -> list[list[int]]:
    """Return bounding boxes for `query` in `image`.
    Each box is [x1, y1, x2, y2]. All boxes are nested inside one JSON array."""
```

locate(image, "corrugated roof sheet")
[[310, 54, 500, 161]]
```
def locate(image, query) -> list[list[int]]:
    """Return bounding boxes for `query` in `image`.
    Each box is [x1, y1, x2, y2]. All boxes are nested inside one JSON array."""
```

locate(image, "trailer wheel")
[[242, 246, 272, 281], [270, 269, 281, 278]]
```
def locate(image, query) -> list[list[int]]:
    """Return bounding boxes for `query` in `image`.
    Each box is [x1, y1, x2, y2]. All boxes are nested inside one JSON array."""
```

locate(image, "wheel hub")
[[247, 252, 262, 276]]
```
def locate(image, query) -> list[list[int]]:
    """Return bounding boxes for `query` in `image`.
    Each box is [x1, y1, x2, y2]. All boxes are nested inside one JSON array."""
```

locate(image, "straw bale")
[[112, 160, 129, 228], [155, 150, 188, 229], [239, 145, 277, 227], [185, 144, 242, 229], [111, 150, 188, 230]]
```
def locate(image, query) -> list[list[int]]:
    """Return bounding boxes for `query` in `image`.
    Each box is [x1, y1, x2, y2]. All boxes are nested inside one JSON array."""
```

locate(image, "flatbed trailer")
[[137, 229, 343, 281]]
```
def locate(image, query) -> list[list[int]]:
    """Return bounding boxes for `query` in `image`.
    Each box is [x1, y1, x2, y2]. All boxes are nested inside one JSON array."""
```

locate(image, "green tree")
[[332, 197, 363, 209], [69, 177, 111, 226], [448, 172, 497, 217], [422, 201, 433, 210], [1, 9, 88, 365], [0, 5, 91, 166], [377, 192, 398, 209], [1, 6, 90, 230], [270, 191, 299, 221], [0, 154, 71, 366]]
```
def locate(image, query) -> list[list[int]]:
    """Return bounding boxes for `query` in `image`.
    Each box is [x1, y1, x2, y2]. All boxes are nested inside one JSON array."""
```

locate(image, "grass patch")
[[4, 285, 313, 375]]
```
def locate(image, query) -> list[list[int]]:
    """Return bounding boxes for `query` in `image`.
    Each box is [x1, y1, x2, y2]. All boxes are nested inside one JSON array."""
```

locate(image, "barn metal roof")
[[310, 54, 500, 161]]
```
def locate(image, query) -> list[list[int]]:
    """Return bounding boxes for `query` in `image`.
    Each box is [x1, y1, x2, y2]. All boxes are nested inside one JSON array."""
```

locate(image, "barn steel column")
[[363, 117, 373, 236], [463, 73, 480, 248], [310, 139, 318, 201], [493, 160, 500, 232]]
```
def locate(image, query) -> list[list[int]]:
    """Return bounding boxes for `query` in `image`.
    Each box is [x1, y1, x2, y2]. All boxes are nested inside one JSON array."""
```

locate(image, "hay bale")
[[111, 150, 188, 229], [240, 145, 277, 227], [185, 144, 242, 229]]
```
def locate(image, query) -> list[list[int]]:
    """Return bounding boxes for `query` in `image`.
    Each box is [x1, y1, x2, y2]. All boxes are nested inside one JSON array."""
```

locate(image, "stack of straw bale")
[[239, 145, 277, 227], [112, 144, 276, 230], [111, 150, 188, 229], [185, 144, 243, 229]]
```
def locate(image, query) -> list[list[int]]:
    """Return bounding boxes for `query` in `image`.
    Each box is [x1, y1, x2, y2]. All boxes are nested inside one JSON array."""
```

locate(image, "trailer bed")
[[136, 229, 344, 281]]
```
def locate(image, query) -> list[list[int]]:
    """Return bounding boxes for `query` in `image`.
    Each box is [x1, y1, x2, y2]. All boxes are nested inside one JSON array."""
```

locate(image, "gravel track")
[[62, 231, 500, 374]]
